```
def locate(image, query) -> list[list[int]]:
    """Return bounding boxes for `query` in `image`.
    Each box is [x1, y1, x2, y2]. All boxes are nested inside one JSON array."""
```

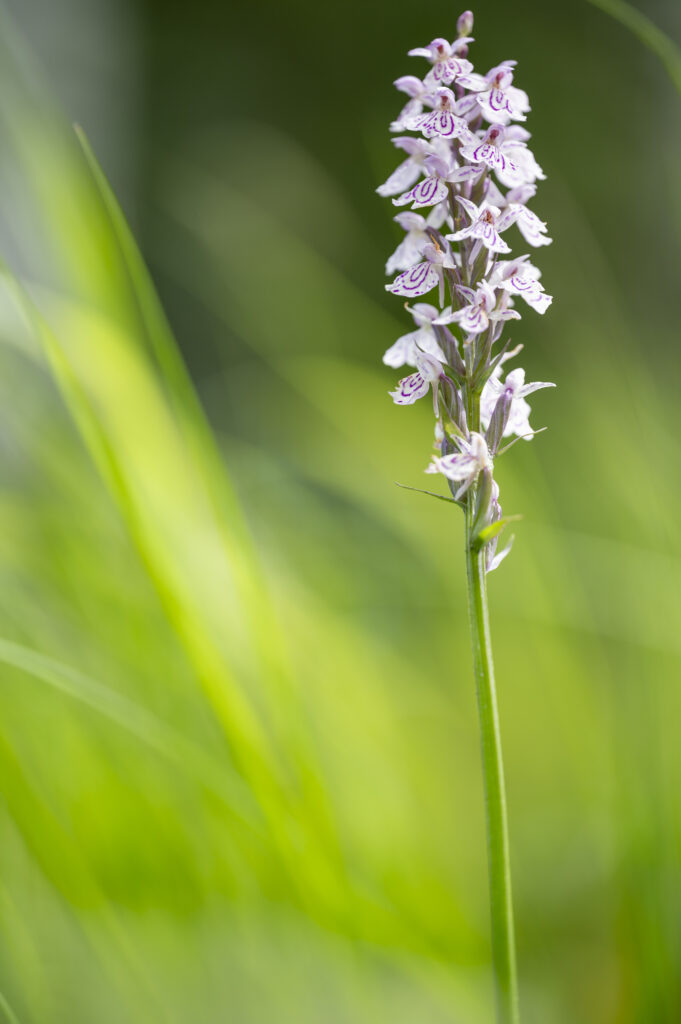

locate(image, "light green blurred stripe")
[[0, 636, 262, 832], [586, 0, 681, 97]]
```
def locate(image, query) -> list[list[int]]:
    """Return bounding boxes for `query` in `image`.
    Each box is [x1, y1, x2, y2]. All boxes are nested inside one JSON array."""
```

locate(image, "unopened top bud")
[[457, 10, 474, 36]]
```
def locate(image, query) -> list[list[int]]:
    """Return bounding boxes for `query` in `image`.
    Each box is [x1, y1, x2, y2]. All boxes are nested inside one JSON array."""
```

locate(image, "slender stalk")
[[465, 395, 519, 1024]]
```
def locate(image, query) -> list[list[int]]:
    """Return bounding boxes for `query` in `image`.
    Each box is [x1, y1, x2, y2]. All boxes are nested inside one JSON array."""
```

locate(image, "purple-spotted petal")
[[456, 304, 489, 334], [456, 71, 488, 91], [386, 261, 440, 297], [501, 273, 552, 313], [390, 371, 429, 405]]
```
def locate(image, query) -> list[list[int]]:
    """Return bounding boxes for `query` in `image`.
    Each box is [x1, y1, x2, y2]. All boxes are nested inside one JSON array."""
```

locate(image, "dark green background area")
[[0, 1, 679, 1022]]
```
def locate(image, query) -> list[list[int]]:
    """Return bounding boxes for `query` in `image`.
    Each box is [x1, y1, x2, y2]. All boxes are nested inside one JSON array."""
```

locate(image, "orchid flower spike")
[[377, 21, 556, 1022], [378, 9, 554, 571], [377, 22, 556, 1021]]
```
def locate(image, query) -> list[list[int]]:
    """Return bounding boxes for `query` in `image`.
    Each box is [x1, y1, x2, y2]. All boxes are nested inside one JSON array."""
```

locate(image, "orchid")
[[393, 151, 482, 209], [377, 14, 555, 1023], [436, 280, 520, 336], [457, 61, 530, 124], [486, 181, 552, 247], [390, 76, 434, 132], [448, 196, 517, 253], [425, 431, 492, 498], [376, 136, 447, 198], [408, 38, 474, 86], [385, 210, 447, 274], [406, 88, 470, 139], [386, 241, 457, 305], [481, 366, 555, 439], [491, 257, 553, 313], [382, 303, 447, 367], [389, 351, 443, 411]]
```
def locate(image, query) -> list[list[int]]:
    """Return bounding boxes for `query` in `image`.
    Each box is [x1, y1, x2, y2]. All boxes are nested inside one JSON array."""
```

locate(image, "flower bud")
[[434, 324, 466, 378], [441, 376, 468, 438], [457, 10, 474, 36], [472, 467, 494, 537], [485, 388, 512, 455]]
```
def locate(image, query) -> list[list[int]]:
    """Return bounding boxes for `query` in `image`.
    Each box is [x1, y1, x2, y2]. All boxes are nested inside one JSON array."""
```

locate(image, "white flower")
[[447, 196, 517, 254], [485, 182, 552, 247], [407, 37, 474, 87], [390, 76, 434, 132], [382, 303, 447, 367], [392, 150, 482, 210], [490, 257, 553, 314], [405, 87, 470, 139], [389, 351, 443, 407], [435, 281, 520, 336], [385, 210, 446, 274], [460, 124, 543, 188], [425, 431, 492, 498], [376, 136, 450, 198], [386, 241, 456, 305], [457, 61, 530, 125], [480, 367, 555, 439]]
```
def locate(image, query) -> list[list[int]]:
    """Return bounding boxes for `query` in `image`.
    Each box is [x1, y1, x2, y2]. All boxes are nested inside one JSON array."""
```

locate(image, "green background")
[[0, 0, 679, 1020]]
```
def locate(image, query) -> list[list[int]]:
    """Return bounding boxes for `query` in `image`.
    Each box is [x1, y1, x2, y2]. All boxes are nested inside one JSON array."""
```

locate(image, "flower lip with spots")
[[405, 88, 471, 139], [425, 432, 492, 499], [407, 38, 474, 86], [435, 281, 521, 336], [447, 196, 517, 254], [389, 351, 444, 408], [457, 61, 530, 124]]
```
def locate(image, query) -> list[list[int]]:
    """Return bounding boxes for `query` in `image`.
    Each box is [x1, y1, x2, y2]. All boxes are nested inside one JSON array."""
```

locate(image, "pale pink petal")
[[456, 72, 489, 91], [394, 75, 426, 98]]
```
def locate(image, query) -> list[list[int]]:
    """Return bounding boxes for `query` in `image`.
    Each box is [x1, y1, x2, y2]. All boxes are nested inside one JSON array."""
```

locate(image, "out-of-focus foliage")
[[0, 0, 679, 1022]]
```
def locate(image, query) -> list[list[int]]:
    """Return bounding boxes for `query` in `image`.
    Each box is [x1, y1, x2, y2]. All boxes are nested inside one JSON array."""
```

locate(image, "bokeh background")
[[0, 0, 679, 1021]]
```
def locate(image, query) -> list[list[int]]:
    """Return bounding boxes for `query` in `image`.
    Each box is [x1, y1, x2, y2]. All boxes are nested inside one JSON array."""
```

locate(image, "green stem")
[[464, 397, 519, 1024]]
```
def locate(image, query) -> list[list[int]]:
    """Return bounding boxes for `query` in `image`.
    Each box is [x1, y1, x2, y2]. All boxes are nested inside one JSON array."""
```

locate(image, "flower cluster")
[[379, 11, 554, 570]]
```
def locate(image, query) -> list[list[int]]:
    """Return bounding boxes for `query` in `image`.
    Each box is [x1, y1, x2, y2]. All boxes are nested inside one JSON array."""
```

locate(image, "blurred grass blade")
[[0, 636, 262, 833], [0, 993, 21, 1024], [586, 0, 681, 96]]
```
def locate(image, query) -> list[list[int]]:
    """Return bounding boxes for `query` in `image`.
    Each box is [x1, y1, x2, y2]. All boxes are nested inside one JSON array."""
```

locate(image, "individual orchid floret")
[[486, 182, 552, 247], [500, 126, 546, 184], [382, 303, 447, 367], [448, 196, 516, 254], [437, 281, 521, 336], [393, 151, 482, 209], [481, 367, 555, 439], [408, 38, 474, 86], [386, 210, 447, 274], [458, 61, 530, 124], [389, 351, 444, 408], [386, 241, 456, 305], [491, 257, 553, 313], [390, 76, 434, 132], [377, 136, 448, 198], [407, 88, 470, 139], [425, 431, 492, 499], [459, 125, 526, 186]]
